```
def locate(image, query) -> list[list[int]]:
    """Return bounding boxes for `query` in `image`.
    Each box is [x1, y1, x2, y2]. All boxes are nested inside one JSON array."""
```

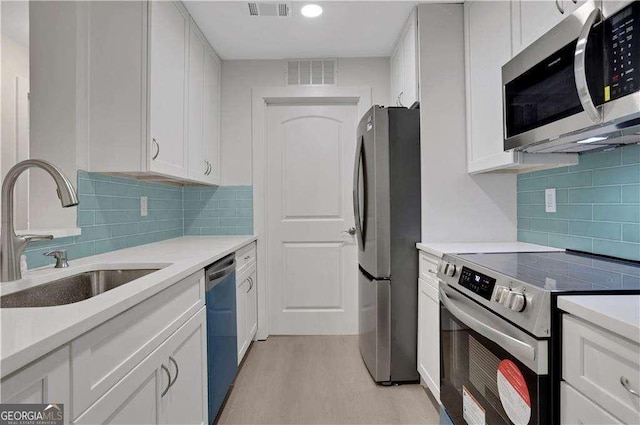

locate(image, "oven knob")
[[507, 292, 527, 312], [445, 264, 457, 277], [493, 286, 509, 303]]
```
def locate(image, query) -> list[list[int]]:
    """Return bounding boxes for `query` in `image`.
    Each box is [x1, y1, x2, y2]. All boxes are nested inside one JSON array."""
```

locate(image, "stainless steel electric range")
[[436, 250, 640, 425]]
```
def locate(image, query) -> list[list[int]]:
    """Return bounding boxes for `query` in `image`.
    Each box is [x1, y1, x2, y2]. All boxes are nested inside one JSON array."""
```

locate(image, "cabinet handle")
[[244, 255, 251, 260], [247, 276, 253, 292], [208, 161, 214, 176], [621, 376, 640, 398], [152, 138, 160, 160], [169, 356, 179, 389], [555, 0, 565, 14], [428, 269, 436, 274], [161, 364, 171, 397], [204, 160, 209, 175], [207, 161, 211, 175], [398, 91, 405, 107]]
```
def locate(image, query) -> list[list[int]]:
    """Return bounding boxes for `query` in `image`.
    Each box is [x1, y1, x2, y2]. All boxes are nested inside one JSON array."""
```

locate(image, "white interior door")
[[267, 104, 358, 335]]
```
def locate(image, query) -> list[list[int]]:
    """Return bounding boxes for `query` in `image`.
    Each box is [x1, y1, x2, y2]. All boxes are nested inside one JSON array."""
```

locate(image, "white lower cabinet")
[[1, 347, 71, 424], [417, 248, 442, 402], [418, 277, 440, 402], [561, 382, 623, 425], [562, 314, 640, 425], [75, 308, 208, 425], [237, 263, 257, 364]]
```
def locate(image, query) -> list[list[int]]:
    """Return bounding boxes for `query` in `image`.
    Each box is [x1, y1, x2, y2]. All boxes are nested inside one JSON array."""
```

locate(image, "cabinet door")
[[247, 269, 258, 341], [465, 1, 516, 173], [149, 1, 188, 178], [513, 0, 567, 54], [74, 352, 163, 425], [390, 42, 403, 106], [401, 15, 418, 107], [187, 22, 206, 182], [203, 47, 221, 185], [236, 275, 249, 363], [162, 308, 208, 425], [1, 348, 71, 424], [418, 278, 440, 402]]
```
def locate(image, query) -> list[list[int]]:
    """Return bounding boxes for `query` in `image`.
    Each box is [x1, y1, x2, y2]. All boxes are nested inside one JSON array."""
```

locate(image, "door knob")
[[343, 227, 356, 236]]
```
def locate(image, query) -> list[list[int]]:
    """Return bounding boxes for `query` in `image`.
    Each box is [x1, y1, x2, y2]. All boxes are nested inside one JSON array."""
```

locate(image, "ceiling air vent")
[[286, 59, 337, 86], [247, 2, 291, 17]]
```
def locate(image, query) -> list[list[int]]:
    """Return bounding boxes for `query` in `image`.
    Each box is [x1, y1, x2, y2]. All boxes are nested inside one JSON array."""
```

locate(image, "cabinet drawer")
[[71, 271, 205, 419], [563, 314, 640, 425], [561, 382, 623, 425], [419, 251, 441, 282], [236, 242, 256, 272]]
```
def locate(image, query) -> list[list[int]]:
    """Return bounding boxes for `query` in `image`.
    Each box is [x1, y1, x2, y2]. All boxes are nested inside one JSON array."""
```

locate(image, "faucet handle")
[[44, 249, 69, 268]]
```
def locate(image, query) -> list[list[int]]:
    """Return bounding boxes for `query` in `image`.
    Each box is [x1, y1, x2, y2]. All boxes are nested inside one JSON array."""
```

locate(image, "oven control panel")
[[458, 267, 496, 301]]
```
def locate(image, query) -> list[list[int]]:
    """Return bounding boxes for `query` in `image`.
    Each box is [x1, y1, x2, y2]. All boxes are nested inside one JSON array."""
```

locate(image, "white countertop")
[[0, 235, 256, 378], [416, 241, 563, 257], [558, 295, 640, 343]]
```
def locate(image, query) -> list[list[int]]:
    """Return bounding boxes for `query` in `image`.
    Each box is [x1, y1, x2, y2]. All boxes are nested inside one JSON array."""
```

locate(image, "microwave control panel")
[[605, 2, 640, 101]]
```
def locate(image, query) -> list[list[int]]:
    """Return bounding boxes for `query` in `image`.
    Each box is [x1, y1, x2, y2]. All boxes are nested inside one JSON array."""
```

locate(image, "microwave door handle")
[[574, 7, 602, 124], [439, 288, 536, 363]]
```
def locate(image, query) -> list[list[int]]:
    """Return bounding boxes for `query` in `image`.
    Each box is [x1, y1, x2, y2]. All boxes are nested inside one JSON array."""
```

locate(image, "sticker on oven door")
[[497, 360, 531, 425], [462, 386, 485, 425]]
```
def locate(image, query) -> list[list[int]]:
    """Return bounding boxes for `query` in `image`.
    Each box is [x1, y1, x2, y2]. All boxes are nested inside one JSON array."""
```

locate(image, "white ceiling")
[[183, 1, 419, 60], [1, 1, 29, 46]]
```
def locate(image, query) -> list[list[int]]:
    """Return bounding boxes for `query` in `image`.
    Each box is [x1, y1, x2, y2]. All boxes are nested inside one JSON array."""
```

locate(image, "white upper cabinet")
[[390, 9, 419, 107], [512, 0, 587, 55], [187, 20, 221, 185], [148, 1, 189, 178], [464, 0, 579, 174], [202, 45, 221, 184], [84, 1, 220, 185], [465, 0, 515, 173]]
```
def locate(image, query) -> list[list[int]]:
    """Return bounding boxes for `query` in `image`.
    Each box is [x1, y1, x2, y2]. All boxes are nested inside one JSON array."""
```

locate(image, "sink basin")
[[0, 269, 160, 308]]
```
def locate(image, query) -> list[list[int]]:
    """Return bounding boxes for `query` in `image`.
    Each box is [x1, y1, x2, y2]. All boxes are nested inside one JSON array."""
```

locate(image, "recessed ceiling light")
[[301, 4, 323, 18], [577, 136, 608, 144]]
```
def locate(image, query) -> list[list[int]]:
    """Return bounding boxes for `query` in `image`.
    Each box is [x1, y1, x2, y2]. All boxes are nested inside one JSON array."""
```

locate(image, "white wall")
[[1, 33, 30, 229], [220, 57, 390, 185], [418, 4, 517, 242]]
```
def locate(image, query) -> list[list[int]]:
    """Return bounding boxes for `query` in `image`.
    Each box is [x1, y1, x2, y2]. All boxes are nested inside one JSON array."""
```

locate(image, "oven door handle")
[[440, 288, 536, 362], [574, 7, 602, 124]]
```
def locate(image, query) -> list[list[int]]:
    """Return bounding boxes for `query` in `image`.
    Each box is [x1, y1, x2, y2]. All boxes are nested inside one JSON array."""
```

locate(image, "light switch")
[[140, 196, 148, 216], [545, 188, 556, 213]]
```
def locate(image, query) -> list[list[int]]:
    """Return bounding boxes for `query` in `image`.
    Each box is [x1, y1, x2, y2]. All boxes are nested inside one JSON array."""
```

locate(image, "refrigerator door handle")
[[353, 135, 365, 248]]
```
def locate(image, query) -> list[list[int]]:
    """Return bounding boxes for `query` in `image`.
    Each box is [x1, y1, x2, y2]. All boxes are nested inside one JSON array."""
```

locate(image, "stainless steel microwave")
[[503, 1, 640, 153]]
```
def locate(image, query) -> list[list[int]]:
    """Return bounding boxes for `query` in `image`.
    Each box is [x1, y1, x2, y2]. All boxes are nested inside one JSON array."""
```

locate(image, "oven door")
[[503, 0, 604, 151], [439, 284, 549, 425]]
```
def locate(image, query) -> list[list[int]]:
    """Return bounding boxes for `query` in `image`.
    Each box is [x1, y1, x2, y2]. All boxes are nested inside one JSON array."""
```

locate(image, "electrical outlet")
[[545, 188, 556, 213], [140, 196, 148, 216]]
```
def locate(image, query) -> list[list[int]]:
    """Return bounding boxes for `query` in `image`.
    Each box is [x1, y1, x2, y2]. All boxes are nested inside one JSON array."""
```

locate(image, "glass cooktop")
[[456, 251, 640, 292]]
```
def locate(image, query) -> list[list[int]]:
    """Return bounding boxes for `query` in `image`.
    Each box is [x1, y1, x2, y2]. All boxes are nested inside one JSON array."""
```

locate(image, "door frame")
[[251, 86, 372, 340]]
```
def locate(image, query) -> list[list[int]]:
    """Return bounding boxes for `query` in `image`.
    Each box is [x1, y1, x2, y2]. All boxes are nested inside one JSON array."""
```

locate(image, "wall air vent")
[[285, 59, 337, 86], [247, 2, 291, 17]]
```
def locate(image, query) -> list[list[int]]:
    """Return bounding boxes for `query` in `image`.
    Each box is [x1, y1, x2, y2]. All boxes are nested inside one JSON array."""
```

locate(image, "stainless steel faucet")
[[1, 160, 79, 282]]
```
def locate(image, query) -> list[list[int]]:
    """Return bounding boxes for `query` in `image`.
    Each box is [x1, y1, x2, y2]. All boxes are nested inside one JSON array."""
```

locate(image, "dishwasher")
[[205, 254, 238, 423]]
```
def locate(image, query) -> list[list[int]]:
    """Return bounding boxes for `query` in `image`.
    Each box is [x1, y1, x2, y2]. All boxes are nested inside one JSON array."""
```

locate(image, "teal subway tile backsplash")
[[517, 145, 640, 261], [183, 186, 253, 236], [24, 171, 254, 269]]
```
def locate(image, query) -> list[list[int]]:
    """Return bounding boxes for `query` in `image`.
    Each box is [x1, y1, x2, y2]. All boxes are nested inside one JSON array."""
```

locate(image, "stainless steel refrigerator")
[[354, 105, 421, 384]]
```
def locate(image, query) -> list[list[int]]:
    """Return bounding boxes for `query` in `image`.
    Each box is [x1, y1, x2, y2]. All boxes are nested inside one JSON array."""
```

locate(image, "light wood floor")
[[217, 336, 440, 425]]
